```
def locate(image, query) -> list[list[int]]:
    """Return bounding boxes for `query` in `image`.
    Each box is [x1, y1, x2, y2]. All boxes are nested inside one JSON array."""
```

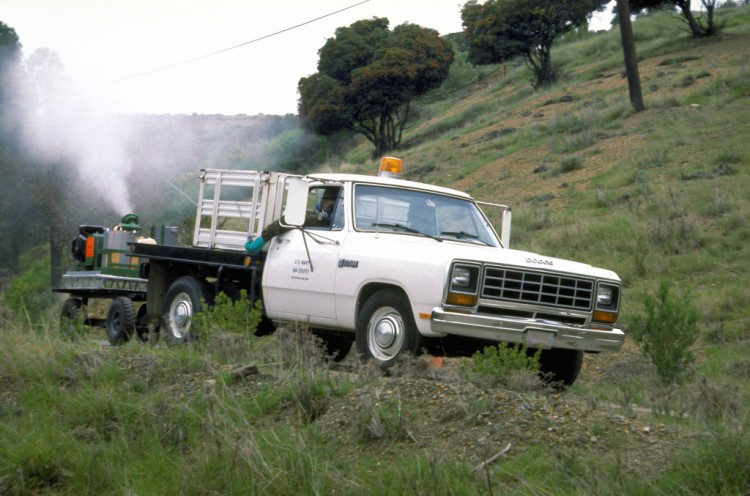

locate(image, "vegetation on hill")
[[335, 3, 750, 342], [1, 4, 750, 495]]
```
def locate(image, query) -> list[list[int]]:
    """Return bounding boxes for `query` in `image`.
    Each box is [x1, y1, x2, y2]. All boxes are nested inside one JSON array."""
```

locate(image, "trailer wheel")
[[106, 297, 136, 345], [135, 304, 154, 343], [356, 289, 422, 369], [162, 276, 212, 345], [60, 298, 84, 338], [538, 348, 584, 387], [311, 328, 354, 362]]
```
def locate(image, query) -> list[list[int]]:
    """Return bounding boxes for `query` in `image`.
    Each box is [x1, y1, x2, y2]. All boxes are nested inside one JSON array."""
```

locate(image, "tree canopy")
[[0, 21, 38, 274], [629, 0, 719, 37], [0, 21, 21, 118], [298, 18, 454, 157], [461, 0, 595, 87]]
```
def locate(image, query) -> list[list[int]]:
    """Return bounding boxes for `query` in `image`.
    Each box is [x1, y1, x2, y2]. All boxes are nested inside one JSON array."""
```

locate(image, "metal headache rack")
[[193, 169, 267, 251]]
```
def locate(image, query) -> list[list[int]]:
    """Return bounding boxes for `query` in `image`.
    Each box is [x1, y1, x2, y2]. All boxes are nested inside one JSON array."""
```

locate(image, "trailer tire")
[[106, 297, 136, 345], [60, 298, 84, 338], [162, 276, 213, 345], [538, 348, 584, 387], [356, 289, 422, 369]]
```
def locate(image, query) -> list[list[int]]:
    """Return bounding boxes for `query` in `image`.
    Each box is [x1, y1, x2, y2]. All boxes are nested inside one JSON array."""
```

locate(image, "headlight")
[[451, 266, 473, 288], [597, 285, 613, 306], [593, 282, 620, 324], [447, 263, 480, 307]]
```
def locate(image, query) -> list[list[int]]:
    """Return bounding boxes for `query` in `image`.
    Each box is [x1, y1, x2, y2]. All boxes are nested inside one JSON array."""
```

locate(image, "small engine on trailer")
[[53, 213, 176, 345], [70, 213, 146, 277]]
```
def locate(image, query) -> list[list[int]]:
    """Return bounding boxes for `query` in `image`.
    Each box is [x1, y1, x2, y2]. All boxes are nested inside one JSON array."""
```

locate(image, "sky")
[[5, 0, 615, 116], [4, 0, 470, 116]]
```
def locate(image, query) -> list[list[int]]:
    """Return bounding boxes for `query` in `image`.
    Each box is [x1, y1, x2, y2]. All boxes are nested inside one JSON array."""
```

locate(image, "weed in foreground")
[[357, 389, 413, 442]]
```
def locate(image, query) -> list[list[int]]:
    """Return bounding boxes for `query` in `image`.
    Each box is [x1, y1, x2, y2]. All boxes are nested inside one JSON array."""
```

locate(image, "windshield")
[[354, 184, 500, 247]]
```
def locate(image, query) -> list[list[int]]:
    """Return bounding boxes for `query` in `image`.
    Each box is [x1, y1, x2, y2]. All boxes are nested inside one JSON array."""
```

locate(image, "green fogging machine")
[[70, 213, 144, 277], [52, 213, 177, 344]]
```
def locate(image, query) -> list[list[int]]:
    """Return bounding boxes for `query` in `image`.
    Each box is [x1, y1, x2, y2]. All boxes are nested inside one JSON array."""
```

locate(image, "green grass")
[[2, 310, 749, 495], [0, 325, 497, 495]]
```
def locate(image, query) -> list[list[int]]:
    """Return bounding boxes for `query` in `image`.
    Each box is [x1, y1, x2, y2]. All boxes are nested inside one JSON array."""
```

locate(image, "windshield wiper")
[[439, 231, 491, 246], [372, 223, 442, 242]]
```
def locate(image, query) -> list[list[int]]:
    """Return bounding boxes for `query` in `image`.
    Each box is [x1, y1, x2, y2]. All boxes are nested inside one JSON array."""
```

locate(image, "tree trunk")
[[679, 3, 704, 37], [617, 0, 644, 112], [527, 45, 554, 88]]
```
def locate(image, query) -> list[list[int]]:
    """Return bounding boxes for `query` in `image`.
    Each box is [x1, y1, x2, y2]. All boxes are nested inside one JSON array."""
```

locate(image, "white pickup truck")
[[129, 158, 623, 385]]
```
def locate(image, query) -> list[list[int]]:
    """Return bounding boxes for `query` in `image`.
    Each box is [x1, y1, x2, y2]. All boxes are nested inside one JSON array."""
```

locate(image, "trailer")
[[51, 214, 177, 343]]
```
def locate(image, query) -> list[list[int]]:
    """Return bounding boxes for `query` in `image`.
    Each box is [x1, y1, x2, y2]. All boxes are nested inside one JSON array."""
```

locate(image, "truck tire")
[[162, 276, 213, 345], [106, 297, 136, 345], [539, 348, 584, 387], [311, 328, 354, 362], [60, 298, 84, 337], [356, 289, 422, 368]]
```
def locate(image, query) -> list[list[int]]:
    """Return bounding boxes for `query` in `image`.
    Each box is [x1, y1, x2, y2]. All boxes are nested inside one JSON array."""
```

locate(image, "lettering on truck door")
[[262, 186, 346, 325]]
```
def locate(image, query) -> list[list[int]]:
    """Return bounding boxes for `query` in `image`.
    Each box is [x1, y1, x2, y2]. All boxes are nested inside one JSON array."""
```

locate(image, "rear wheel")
[[356, 289, 422, 368], [106, 297, 136, 345], [538, 348, 584, 386], [162, 276, 213, 345], [311, 328, 354, 362], [135, 304, 154, 342]]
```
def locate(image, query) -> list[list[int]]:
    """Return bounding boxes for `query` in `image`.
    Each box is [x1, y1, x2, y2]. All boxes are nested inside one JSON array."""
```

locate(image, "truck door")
[[262, 185, 346, 325]]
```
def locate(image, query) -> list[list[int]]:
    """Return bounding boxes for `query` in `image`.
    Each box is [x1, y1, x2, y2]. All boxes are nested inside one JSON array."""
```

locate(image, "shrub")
[[2, 246, 58, 321], [558, 156, 584, 173], [191, 290, 263, 362], [629, 281, 700, 384], [194, 290, 262, 339], [460, 343, 541, 388], [634, 149, 668, 169]]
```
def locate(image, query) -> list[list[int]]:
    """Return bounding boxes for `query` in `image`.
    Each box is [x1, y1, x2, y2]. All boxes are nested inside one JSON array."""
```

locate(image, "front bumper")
[[431, 308, 624, 353]]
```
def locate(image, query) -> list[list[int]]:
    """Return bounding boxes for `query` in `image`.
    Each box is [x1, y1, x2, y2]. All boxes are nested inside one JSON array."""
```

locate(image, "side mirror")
[[281, 178, 308, 227], [500, 208, 511, 248]]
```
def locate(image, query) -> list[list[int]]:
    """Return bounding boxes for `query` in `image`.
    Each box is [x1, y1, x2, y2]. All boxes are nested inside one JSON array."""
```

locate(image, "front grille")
[[481, 266, 594, 311]]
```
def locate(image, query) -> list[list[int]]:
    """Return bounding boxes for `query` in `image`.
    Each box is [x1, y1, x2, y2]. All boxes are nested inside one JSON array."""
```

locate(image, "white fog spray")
[[14, 48, 134, 215]]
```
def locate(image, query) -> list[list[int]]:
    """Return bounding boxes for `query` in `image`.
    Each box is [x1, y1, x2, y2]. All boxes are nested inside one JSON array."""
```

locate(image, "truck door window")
[[305, 187, 343, 230]]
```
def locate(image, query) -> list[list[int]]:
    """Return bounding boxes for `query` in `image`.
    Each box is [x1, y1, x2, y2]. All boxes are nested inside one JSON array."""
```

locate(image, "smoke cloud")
[[13, 48, 134, 215], [4, 45, 299, 232]]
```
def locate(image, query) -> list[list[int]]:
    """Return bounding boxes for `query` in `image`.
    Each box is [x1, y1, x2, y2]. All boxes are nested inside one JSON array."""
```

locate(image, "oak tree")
[[461, 0, 594, 87], [298, 18, 454, 157]]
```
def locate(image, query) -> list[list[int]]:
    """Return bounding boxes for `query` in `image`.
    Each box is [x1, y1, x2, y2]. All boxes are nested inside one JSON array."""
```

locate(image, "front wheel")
[[538, 348, 584, 386], [162, 276, 213, 345], [106, 297, 136, 345], [355, 289, 422, 368]]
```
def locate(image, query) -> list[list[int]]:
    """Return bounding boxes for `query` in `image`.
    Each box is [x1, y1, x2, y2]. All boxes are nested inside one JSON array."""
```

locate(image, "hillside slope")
[[338, 6, 750, 338]]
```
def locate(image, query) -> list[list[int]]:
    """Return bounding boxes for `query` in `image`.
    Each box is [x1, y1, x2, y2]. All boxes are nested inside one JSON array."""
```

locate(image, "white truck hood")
[[377, 234, 620, 282]]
